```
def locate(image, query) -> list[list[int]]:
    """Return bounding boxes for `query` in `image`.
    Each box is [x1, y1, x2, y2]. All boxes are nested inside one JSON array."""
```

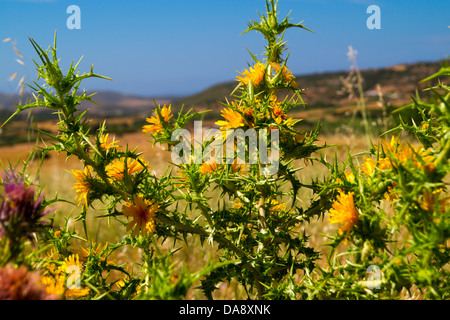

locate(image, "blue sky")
[[1, 0, 449, 97]]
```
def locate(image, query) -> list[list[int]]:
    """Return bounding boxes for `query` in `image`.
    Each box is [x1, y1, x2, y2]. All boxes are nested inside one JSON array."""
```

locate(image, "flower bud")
[[361, 240, 372, 262], [424, 162, 436, 174]]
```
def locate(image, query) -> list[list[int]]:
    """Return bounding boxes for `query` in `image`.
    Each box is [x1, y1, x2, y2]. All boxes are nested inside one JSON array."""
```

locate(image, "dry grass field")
[[0, 128, 375, 299]]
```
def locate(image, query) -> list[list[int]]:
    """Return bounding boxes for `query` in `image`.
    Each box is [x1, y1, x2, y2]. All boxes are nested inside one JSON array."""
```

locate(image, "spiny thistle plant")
[[299, 61, 450, 299], [0, 0, 448, 300]]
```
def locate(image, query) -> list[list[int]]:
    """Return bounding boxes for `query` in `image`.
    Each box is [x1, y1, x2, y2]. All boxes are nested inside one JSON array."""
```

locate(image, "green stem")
[[434, 137, 450, 167], [192, 191, 214, 227]]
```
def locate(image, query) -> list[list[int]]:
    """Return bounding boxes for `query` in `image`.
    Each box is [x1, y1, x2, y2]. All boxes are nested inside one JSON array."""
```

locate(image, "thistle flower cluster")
[[0, 170, 50, 244], [307, 61, 450, 299], [0, 0, 448, 301]]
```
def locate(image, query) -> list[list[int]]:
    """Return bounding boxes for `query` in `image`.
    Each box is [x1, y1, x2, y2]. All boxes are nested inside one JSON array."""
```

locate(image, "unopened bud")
[[424, 162, 436, 174]]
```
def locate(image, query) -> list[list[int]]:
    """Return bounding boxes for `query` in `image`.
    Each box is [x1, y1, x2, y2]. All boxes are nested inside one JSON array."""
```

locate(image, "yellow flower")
[[271, 62, 298, 88], [160, 104, 173, 121], [41, 254, 90, 298], [272, 105, 287, 124], [115, 279, 126, 290], [99, 133, 120, 151], [337, 171, 355, 184], [233, 199, 244, 209], [231, 159, 247, 175], [45, 248, 60, 262], [145, 219, 156, 234], [283, 117, 296, 128], [79, 243, 107, 259], [380, 136, 399, 154], [378, 137, 435, 171], [259, 94, 291, 125], [122, 195, 159, 237], [328, 191, 359, 242], [76, 242, 114, 265], [268, 199, 285, 212], [105, 157, 148, 180], [142, 104, 173, 134], [345, 171, 356, 183], [41, 273, 65, 297], [360, 157, 376, 176], [419, 189, 449, 214], [62, 254, 83, 272], [230, 100, 255, 128], [410, 145, 435, 169], [71, 166, 93, 207], [236, 62, 266, 87], [199, 158, 219, 174], [384, 185, 398, 202], [215, 107, 245, 132]]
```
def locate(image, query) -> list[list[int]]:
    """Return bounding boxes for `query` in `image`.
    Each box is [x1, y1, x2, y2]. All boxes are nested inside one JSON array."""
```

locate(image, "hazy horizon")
[[0, 58, 443, 100]]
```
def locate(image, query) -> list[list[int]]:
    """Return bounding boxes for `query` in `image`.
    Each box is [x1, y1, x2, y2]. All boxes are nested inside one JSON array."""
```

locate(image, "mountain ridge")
[[0, 60, 443, 122]]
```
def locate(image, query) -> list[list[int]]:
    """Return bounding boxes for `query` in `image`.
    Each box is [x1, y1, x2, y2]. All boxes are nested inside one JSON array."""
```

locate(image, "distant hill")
[[0, 90, 173, 122], [171, 61, 442, 114], [0, 60, 443, 127]]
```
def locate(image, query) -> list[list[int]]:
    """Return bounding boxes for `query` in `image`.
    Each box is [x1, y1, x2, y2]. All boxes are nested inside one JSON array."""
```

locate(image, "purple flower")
[[0, 170, 53, 240], [0, 264, 59, 300]]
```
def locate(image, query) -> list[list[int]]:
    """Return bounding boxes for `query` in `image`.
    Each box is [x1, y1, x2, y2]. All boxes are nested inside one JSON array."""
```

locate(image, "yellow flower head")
[[336, 170, 355, 185], [215, 107, 245, 132], [41, 254, 90, 298], [71, 166, 93, 207], [160, 104, 173, 121], [360, 157, 376, 176], [122, 195, 159, 237], [378, 137, 435, 170], [272, 105, 288, 124], [115, 279, 126, 290], [345, 171, 356, 183], [233, 199, 244, 209], [77, 243, 111, 264], [271, 62, 298, 88], [232, 100, 256, 128], [105, 157, 148, 180], [145, 219, 157, 234], [236, 62, 266, 87], [41, 274, 65, 297], [328, 191, 359, 240], [99, 133, 120, 151], [62, 254, 83, 272], [268, 199, 285, 212], [199, 158, 219, 174], [142, 104, 173, 134], [384, 185, 398, 202]]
